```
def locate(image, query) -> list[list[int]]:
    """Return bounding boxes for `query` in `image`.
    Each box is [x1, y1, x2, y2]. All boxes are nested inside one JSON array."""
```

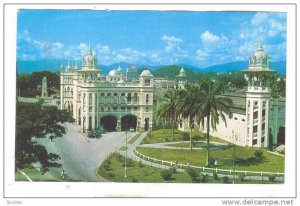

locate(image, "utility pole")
[[124, 119, 128, 178]]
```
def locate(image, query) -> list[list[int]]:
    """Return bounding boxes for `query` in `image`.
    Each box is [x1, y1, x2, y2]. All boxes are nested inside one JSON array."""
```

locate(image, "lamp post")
[[232, 131, 238, 184], [124, 119, 128, 178]]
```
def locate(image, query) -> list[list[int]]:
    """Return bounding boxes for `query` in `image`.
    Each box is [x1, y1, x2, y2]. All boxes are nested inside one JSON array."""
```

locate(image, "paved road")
[[138, 140, 228, 150], [38, 123, 135, 182]]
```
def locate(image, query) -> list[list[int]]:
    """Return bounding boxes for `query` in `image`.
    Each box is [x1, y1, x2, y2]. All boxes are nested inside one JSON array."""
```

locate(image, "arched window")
[[107, 93, 111, 104], [134, 93, 138, 104], [127, 93, 132, 103], [114, 93, 118, 104], [145, 79, 150, 86]]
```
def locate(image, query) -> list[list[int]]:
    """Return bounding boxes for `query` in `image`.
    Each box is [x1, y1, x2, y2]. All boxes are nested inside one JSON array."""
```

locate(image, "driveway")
[[38, 123, 135, 182]]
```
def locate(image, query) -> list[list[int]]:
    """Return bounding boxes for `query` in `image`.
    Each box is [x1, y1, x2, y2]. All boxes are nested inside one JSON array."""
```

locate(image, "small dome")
[[108, 69, 119, 77], [117, 66, 122, 74], [178, 67, 186, 77], [140, 70, 153, 77]]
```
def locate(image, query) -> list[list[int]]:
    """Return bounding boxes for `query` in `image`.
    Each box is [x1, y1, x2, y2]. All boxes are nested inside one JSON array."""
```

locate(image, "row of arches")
[[80, 114, 150, 132]]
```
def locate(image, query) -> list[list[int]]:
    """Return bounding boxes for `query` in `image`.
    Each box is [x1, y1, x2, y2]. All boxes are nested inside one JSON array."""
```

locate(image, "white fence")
[[134, 149, 284, 177]]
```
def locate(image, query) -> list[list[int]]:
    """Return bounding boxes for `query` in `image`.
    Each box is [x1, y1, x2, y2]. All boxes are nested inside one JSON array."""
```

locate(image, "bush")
[[213, 172, 219, 180], [268, 175, 276, 182], [182, 132, 190, 141], [165, 137, 169, 142], [240, 174, 246, 182], [201, 174, 208, 183], [131, 177, 138, 183], [169, 166, 177, 174], [138, 160, 144, 168], [193, 135, 201, 141], [223, 176, 229, 184], [161, 170, 173, 181], [186, 167, 199, 179], [107, 172, 115, 178], [103, 163, 110, 171], [254, 150, 263, 159]]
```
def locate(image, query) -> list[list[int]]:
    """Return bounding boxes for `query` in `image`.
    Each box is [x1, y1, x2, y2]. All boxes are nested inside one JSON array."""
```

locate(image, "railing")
[[134, 149, 284, 177]]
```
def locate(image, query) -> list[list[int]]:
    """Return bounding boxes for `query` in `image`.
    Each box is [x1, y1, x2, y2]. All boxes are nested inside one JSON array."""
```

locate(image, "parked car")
[[129, 127, 135, 132]]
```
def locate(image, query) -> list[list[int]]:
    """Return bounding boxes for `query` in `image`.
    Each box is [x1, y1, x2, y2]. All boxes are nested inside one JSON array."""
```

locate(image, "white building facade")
[[60, 47, 154, 132], [179, 40, 285, 148]]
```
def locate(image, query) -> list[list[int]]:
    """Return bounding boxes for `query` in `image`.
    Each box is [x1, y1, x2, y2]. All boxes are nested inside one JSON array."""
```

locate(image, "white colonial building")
[[60, 47, 154, 132], [178, 40, 285, 148]]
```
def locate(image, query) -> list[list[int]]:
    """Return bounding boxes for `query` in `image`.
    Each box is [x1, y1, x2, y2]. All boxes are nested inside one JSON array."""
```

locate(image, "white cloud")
[[200, 31, 220, 43], [251, 13, 268, 26], [196, 49, 209, 61], [96, 44, 111, 54], [161, 35, 183, 52]]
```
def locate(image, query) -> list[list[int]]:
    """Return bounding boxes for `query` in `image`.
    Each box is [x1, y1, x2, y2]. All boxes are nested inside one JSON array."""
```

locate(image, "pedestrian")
[[61, 170, 65, 180]]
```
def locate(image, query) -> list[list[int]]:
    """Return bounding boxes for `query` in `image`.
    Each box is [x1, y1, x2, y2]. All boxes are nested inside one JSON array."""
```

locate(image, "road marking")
[[18, 169, 33, 182]]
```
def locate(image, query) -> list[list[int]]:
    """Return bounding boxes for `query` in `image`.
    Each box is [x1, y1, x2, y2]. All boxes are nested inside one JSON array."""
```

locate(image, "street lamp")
[[232, 131, 238, 184], [124, 119, 128, 178]]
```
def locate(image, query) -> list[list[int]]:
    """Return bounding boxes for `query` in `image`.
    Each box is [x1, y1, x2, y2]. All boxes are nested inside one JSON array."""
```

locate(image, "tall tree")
[[16, 101, 74, 174], [177, 84, 202, 150], [157, 89, 180, 140], [197, 80, 233, 166]]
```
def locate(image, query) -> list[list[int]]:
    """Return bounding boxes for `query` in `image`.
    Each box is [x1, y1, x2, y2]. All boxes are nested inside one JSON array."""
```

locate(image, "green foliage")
[[186, 167, 199, 179], [182, 132, 190, 141], [17, 71, 60, 97], [15, 102, 74, 174], [213, 172, 219, 180], [160, 169, 173, 181], [201, 174, 209, 183], [254, 150, 263, 159], [169, 166, 177, 174], [268, 175, 276, 182], [131, 177, 138, 183], [240, 174, 246, 182], [138, 160, 144, 168], [223, 176, 230, 184]]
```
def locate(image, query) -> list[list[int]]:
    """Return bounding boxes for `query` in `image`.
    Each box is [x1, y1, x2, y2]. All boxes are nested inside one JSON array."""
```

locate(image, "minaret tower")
[[242, 38, 276, 147], [176, 66, 187, 90]]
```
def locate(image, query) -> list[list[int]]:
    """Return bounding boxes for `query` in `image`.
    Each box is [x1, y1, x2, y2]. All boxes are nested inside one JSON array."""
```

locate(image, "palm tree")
[[197, 80, 233, 166], [157, 89, 180, 140], [177, 84, 202, 150]]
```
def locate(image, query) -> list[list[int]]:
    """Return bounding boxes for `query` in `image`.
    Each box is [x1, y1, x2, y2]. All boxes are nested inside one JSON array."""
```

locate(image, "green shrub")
[[201, 174, 208, 183], [268, 175, 276, 182], [103, 163, 110, 171], [182, 132, 190, 141], [186, 167, 199, 179], [223, 176, 229, 184], [165, 137, 169, 142], [138, 160, 144, 168], [213, 172, 219, 180], [193, 135, 201, 141], [131, 177, 138, 183], [161, 170, 173, 181], [240, 174, 246, 182], [169, 166, 177, 174], [254, 150, 263, 159], [107, 172, 115, 178]]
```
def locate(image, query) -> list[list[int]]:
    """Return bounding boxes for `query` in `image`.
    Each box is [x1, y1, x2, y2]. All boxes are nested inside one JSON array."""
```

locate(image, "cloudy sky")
[[17, 10, 286, 68]]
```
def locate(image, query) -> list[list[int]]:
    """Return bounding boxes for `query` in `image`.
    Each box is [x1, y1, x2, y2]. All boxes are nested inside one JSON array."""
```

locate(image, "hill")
[[16, 59, 286, 75]]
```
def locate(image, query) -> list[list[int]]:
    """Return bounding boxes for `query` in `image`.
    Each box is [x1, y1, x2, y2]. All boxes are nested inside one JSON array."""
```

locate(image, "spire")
[[89, 43, 92, 54], [257, 37, 263, 51]]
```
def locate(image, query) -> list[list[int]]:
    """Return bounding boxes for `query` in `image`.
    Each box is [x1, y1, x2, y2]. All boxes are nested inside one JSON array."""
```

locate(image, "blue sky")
[[17, 10, 286, 68]]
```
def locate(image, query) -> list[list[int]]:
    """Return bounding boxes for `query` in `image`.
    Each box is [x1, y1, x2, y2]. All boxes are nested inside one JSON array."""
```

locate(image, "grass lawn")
[[141, 129, 229, 144], [15, 165, 59, 181], [98, 153, 282, 184], [128, 133, 142, 144], [136, 146, 284, 173], [97, 153, 192, 183], [165, 142, 218, 148]]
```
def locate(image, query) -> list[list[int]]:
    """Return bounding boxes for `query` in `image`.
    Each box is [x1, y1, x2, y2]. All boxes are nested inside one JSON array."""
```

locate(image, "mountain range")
[[16, 59, 286, 75]]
